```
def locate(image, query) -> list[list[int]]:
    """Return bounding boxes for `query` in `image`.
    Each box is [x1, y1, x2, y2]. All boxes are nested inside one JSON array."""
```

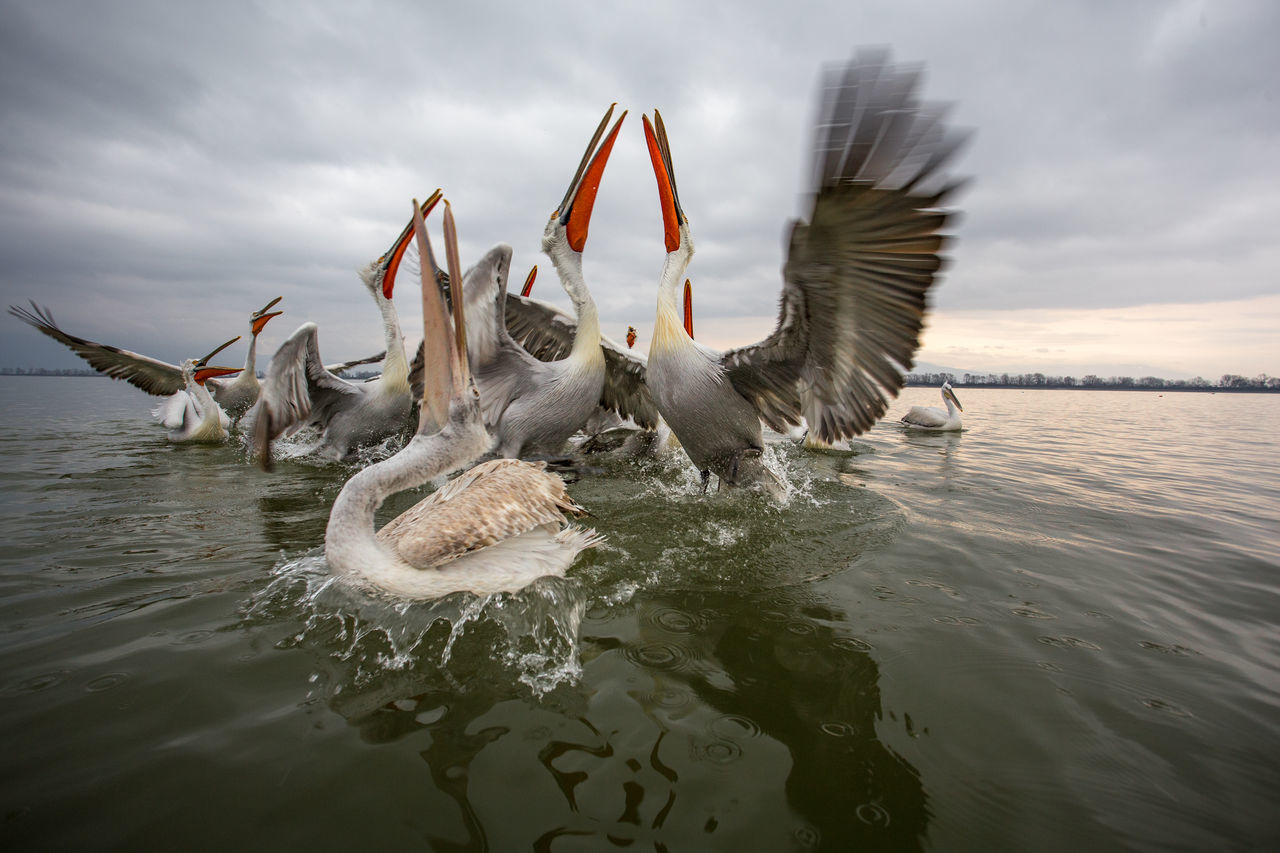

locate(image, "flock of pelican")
[[8, 51, 968, 601]]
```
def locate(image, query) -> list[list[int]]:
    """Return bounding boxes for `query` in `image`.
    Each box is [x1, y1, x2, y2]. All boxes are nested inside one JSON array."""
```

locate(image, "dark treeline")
[[906, 371, 1280, 392], [4, 366, 1276, 391]]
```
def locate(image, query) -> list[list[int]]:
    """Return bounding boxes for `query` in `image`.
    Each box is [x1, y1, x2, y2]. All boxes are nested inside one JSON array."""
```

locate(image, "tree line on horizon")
[[3, 365, 1276, 392], [905, 371, 1279, 391]]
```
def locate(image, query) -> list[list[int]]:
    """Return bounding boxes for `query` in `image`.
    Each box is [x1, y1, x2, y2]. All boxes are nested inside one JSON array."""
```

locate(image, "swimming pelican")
[[901, 382, 963, 430], [462, 105, 633, 457], [250, 191, 442, 467], [324, 197, 601, 599], [641, 50, 968, 494], [159, 337, 243, 443], [8, 298, 283, 419]]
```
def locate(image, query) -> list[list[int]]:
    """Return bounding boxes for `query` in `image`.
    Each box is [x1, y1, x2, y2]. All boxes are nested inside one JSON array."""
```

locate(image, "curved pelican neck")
[[652, 230, 694, 353], [374, 292, 409, 389], [325, 402, 490, 577], [545, 235, 602, 364], [240, 333, 260, 384]]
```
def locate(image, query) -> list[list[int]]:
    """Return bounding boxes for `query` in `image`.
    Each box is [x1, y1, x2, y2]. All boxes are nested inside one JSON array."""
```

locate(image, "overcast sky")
[[2, 0, 1277, 382]]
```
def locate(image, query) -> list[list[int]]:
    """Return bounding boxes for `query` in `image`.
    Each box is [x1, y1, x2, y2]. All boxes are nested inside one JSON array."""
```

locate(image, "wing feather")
[[8, 302, 184, 395], [249, 322, 363, 468], [722, 50, 968, 442], [505, 294, 658, 429]]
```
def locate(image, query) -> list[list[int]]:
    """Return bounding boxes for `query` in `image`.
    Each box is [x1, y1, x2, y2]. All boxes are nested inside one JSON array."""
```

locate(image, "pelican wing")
[[378, 458, 585, 570], [250, 322, 363, 463], [722, 50, 967, 442], [325, 351, 386, 376], [8, 302, 184, 396], [505, 294, 659, 429]]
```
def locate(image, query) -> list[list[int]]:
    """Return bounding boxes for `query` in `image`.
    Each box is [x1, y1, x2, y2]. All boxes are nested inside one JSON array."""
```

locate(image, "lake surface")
[[1, 377, 1277, 850]]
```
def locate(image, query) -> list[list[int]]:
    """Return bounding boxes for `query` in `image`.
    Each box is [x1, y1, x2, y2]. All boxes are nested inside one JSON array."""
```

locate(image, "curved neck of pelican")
[[324, 398, 490, 577], [546, 234, 602, 365], [186, 368, 219, 422], [374, 290, 409, 391], [652, 225, 694, 355], [240, 333, 260, 384]]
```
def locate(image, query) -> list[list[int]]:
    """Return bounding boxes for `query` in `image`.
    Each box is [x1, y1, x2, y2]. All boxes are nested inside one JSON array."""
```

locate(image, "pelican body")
[[250, 193, 442, 466], [324, 198, 601, 600], [641, 50, 968, 494], [462, 107, 626, 458], [901, 382, 963, 430]]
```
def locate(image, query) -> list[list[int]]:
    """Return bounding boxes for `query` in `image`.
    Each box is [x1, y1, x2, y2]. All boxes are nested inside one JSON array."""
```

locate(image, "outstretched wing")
[[723, 49, 968, 441], [505, 294, 659, 429], [249, 322, 363, 468], [325, 351, 386, 376], [8, 302, 184, 396]]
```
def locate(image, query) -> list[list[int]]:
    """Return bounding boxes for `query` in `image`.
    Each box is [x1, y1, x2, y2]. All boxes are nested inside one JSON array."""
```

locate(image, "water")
[[1, 377, 1278, 850]]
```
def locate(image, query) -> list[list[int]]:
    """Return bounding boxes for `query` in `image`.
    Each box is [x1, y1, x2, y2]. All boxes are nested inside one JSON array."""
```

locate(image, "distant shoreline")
[[905, 381, 1277, 393], [3, 370, 1274, 393]]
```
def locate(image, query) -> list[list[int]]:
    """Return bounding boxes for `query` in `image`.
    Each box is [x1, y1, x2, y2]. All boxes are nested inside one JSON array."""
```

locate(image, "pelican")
[[158, 337, 243, 443], [250, 191, 442, 467], [901, 382, 963, 430], [324, 197, 601, 599], [8, 297, 285, 419], [641, 50, 968, 495], [462, 106, 639, 457]]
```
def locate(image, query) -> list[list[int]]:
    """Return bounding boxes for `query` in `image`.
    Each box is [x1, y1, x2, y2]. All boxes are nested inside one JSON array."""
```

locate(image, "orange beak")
[[520, 265, 537, 298], [626, 325, 637, 348], [559, 106, 627, 253], [683, 279, 694, 339], [382, 188, 443, 300], [250, 311, 282, 337], [643, 111, 685, 254], [193, 366, 241, 385]]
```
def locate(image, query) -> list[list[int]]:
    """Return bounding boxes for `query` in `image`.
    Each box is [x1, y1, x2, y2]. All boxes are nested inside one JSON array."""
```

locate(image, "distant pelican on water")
[[901, 382, 963, 431]]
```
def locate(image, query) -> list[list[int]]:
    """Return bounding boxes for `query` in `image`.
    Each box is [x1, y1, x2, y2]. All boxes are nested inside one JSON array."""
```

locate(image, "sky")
[[2, 0, 1277, 382]]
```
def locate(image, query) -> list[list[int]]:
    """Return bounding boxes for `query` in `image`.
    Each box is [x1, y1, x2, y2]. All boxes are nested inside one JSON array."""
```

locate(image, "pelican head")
[[942, 382, 963, 411], [186, 335, 243, 385], [544, 104, 627, 255], [250, 296, 283, 337], [362, 189, 444, 301]]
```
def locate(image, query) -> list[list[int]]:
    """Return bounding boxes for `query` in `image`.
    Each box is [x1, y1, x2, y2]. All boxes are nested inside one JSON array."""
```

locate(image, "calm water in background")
[[1, 377, 1277, 850]]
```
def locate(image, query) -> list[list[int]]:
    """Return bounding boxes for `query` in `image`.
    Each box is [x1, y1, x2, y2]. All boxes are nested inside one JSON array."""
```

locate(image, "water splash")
[[243, 551, 588, 696]]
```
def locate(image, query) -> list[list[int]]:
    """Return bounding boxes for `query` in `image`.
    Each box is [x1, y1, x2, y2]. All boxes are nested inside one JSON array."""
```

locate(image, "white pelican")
[[250, 191, 443, 467], [901, 382, 963, 430], [462, 106, 635, 457], [164, 341, 245, 443], [8, 297, 286, 420], [324, 197, 601, 599], [641, 50, 968, 494]]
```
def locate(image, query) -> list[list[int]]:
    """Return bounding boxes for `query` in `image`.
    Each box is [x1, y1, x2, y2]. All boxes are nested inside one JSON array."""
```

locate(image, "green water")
[[2, 378, 1277, 849]]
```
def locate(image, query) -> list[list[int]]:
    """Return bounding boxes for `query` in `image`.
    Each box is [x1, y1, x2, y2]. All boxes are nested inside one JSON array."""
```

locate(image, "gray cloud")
[[2, 0, 1276, 377]]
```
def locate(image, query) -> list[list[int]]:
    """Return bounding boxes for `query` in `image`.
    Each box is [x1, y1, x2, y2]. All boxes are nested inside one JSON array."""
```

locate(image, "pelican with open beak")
[[250, 190, 444, 467], [162, 335, 243, 443], [460, 105, 655, 457], [323, 197, 602, 599], [641, 49, 969, 495], [10, 298, 283, 423]]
